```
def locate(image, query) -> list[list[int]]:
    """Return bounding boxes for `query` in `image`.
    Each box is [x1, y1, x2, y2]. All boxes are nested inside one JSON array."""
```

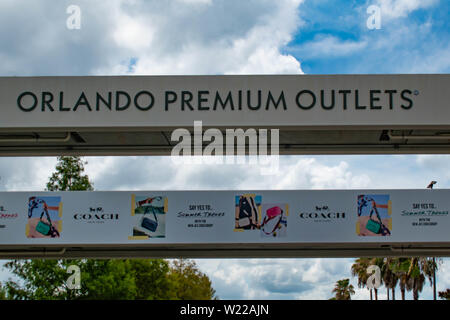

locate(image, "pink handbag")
[[266, 206, 282, 219], [261, 206, 283, 235]]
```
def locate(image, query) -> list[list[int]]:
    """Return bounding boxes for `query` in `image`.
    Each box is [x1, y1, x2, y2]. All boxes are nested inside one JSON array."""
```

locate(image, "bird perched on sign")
[[427, 181, 437, 189]]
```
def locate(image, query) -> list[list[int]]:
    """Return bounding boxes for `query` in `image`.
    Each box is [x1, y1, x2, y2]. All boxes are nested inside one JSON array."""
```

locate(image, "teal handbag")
[[366, 218, 381, 234], [36, 220, 52, 235]]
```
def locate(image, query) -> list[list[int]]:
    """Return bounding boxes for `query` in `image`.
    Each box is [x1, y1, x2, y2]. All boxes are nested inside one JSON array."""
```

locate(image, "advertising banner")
[[1, 190, 449, 246]]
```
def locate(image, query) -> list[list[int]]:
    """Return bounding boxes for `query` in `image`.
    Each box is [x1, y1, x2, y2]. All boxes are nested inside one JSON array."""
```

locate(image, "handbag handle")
[[368, 200, 391, 235], [261, 209, 283, 235], [29, 198, 52, 226], [39, 202, 53, 226], [248, 196, 259, 228]]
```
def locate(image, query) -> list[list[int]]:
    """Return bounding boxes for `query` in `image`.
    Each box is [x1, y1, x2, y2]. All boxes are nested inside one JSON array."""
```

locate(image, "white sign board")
[[1, 190, 449, 249], [0, 74, 449, 130]]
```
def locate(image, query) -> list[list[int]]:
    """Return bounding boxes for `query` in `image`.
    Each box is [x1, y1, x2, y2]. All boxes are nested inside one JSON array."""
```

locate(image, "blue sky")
[[0, 0, 449, 300], [287, 0, 450, 74]]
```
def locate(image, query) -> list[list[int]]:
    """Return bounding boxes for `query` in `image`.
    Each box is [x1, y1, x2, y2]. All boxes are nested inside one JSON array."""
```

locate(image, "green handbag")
[[29, 198, 60, 238], [36, 220, 52, 236], [36, 204, 53, 236], [366, 218, 381, 234]]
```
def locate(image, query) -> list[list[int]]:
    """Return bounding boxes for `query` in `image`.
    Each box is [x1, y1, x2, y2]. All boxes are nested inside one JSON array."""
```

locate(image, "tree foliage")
[[46, 156, 93, 191], [438, 289, 450, 300], [351, 257, 384, 300], [169, 259, 217, 300], [130, 259, 174, 300], [331, 278, 355, 300], [3, 258, 212, 300], [4, 259, 74, 300], [351, 258, 373, 299], [0, 282, 7, 300], [381, 257, 398, 300], [350, 257, 440, 300]]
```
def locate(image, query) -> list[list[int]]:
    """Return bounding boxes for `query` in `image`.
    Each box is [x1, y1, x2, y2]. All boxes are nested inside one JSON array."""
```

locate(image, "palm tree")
[[382, 258, 399, 300], [351, 258, 373, 300], [350, 257, 437, 300], [0, 282, 7, 300], [419, 258, 438, 300], [332, 279, 355, 300], [438, 289, 450, 300], [407, 274, 425, 300], [407, 257, 427, 300], [393, 258, 411, 300], [370, 257, 385, 300]]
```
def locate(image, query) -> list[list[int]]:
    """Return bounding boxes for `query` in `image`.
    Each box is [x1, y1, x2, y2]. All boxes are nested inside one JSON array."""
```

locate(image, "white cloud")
[[80, 156, 371, 191], [196, 258, 375, 300], [415, 155, 450, 185], [292, 35, 368, 58], [96, 0, 305, 75], [406, 45, 450, 73], [177, 0, 213, 5], [0, 158, 56, 191], [259, 158, 371, 190], [0, 0, 304, 76], [112, 14, 156, 51], [285, 0, 447, 74], [437, 259, 450, 294], [375, 0, 439, 19], [0, 261, 11, 283]]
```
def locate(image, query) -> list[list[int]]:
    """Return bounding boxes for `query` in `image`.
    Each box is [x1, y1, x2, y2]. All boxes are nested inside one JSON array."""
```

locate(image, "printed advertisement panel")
[[0, 190, 449, 246]]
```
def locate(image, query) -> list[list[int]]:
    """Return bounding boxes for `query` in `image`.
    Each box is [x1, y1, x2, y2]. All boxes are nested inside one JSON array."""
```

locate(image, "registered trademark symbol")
[[413, 90, 419, 95]]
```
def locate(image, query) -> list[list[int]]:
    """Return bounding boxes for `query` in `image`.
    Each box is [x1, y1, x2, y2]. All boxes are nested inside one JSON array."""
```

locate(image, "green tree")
[[3, 259, 177, 300], [370, 257, 385, 300], [351, 257, 384, 300], [169, 259, 217, 300], [419, 258, 439, 300], [392, 257, 411, 300], [406, 257, 426, 300], [331, 278, 355, 300], [390, 257, 437, 300], [382, 258, 399, 300], [438, 289, 450, 300], [4, 259, 81, 300], [75, 260, 137, 300], [130, 259, 174, 300], [0, 281, 7, 300], [351, 258, 372, 300], [46, 156, 93, 191]]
